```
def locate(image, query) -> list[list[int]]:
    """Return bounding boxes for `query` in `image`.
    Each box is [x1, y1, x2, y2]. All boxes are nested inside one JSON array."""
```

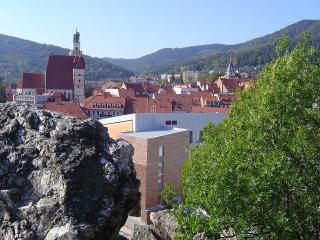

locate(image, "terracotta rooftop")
[[17, 73, 45, 94], [46, 55, 85, 90], [83, 95, 126, 111], [44, 101, 88, 119]]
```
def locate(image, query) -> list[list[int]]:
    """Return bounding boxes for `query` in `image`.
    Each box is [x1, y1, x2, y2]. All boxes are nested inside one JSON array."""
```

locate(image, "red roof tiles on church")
[[46, 55, 85, 90], [17, 73, 45, 93]]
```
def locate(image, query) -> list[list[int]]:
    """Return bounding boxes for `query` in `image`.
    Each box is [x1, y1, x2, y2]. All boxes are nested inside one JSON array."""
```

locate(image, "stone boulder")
[[0, 103, 140, 240], [150, 210, 177, 240], [131, 225, 158, 240]]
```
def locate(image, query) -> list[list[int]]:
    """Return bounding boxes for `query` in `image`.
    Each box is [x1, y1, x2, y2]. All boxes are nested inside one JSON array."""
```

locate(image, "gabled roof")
[[144, 82, 161, 94], [82, 95, 126, 111], [46, 55, 85, 90], [124, 97, 149, 114], [192, 106, 230, 113], [17, 73, 45, 93], [44, 101, 88, 119], [147, 98, 173, 113], [121, 82, 148, 96]]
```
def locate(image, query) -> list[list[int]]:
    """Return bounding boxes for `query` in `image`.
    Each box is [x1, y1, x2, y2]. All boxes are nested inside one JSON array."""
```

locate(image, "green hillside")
[[107, 20, 320, 74], [0, 34, 133, 82]]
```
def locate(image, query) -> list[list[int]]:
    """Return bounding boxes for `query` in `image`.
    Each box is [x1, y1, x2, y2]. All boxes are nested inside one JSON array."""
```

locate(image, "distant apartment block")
[[182, 70, 199, 83]]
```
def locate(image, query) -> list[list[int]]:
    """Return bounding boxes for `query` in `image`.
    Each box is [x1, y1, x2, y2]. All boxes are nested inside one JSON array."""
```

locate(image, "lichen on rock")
[[0, 103, 140, 240]]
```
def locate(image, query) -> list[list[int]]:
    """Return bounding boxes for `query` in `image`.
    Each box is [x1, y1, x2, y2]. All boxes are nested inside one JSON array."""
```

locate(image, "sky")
[[0, 0, 319, 59]]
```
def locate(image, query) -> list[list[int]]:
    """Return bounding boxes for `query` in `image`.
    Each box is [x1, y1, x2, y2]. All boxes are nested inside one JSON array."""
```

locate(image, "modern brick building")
[[119, 127, 189, 223], [100, 112, 227, 223]]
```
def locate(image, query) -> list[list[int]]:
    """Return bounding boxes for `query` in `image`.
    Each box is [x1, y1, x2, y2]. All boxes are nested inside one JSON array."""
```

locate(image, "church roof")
[[17, 73, 45, 93], [46, 55, 85, 90]]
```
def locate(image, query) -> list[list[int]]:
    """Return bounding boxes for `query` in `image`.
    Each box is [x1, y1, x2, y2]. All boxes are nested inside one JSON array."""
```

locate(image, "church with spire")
[[216, 58, 254, 93], [15, 30, 86, 106], [225, 58, 236, 78]]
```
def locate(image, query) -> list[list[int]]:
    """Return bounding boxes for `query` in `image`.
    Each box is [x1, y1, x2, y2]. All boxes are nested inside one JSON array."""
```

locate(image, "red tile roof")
[[147, 98, 173, 113], [144, 82, 161, 94], [192, 106, 230, 113], [124, 97, 149, 114], [17, 73, 45, 94], [44, 102, 88, 119], [46, 55, 85, 90], [121, 82, 148, 96], [83, 95, 126, 111]]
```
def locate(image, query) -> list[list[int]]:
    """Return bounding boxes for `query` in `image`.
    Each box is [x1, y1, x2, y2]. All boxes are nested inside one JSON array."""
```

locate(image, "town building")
[[100, 112, 226, 223], [100, 112, 226, 147], [14, 30, 86, 107], [120, 127, 189, 223], [82, 93, 126, 119]]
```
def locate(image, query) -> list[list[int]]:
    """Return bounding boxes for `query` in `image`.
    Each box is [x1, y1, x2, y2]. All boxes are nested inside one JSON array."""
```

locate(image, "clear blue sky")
[[0, 0, 319, 58]]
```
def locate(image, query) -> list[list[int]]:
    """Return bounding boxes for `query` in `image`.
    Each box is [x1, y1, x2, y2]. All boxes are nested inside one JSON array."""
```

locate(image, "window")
[[165, 120, 178, 125], [189, 131, 193, 143], [159, 146, 164, 157], [151, 106, 157, 113]]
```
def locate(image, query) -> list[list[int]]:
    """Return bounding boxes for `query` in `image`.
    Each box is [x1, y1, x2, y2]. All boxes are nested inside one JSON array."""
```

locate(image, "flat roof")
[[120, 126, 188, 139]]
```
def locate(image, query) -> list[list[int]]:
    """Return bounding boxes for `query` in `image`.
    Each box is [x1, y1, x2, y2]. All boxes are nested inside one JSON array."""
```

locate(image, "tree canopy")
[[0, 77, 6, 103], [178, 34, 320, 239]]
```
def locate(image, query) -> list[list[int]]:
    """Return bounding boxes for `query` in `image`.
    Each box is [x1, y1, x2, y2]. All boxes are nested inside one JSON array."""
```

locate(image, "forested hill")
[[0, 34, 133, 82], [106, 19, 320, 74]]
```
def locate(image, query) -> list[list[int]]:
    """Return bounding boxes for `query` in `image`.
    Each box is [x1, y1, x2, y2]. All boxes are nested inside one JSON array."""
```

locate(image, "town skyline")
[[1, 0, 320, 59]]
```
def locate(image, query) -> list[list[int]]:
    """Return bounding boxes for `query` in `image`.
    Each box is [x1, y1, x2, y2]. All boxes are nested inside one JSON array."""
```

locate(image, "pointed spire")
[[226, 58, 236, 78]]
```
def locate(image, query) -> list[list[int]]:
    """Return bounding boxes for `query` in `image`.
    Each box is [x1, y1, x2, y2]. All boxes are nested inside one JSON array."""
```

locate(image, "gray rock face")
[[0, 103, 140, 240], [150, 210, 177, 240], [131, 225, 158, 240]]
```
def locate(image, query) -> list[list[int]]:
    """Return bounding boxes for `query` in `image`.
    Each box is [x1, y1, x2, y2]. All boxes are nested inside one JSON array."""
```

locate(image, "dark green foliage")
[[178, 34, 320, 239], [161, 183, 177, 207], [108, 20, 320, 75], [0, 34, 133, 82], [198, 71, 223, 83], [0, 77, 5, 103]]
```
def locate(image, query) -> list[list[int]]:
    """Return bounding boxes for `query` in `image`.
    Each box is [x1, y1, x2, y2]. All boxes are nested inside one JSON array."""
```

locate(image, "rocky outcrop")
[[131, 210, 176, 240], [149, 210, 177, 240], [131, 225, 158, 240], [0, 103, 140, 240]]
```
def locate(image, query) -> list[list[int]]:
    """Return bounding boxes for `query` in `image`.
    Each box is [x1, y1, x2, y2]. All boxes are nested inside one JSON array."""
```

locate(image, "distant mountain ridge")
[[0, 34, 133, 82], [106, 19, 320, 74]]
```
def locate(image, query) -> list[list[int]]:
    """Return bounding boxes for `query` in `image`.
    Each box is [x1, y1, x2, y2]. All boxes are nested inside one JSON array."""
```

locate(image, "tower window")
[[159, 146, 164, 157]]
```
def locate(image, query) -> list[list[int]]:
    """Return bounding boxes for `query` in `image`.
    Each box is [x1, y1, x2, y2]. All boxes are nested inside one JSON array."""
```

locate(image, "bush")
[[178, 34, 320, 239]]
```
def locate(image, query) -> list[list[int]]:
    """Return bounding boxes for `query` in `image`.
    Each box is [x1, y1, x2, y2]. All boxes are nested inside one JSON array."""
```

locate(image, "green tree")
[[0, 77, 6, 103], [178, 34, 320, 239], [161, 183, 177, 207]]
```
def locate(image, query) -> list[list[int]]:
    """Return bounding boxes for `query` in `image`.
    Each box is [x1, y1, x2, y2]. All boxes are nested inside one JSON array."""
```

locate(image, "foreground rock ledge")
[[0, 103, 140, 240]]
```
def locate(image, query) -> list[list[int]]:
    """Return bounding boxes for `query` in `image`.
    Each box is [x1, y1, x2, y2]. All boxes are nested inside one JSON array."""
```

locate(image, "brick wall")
[[120, 130, 189, 223]]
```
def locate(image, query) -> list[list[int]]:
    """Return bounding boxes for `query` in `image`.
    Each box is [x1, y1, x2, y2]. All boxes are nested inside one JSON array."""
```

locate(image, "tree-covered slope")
[[107, 19, 320, 74], [105, 44, 233, 73], [0, 34, 133, 82]]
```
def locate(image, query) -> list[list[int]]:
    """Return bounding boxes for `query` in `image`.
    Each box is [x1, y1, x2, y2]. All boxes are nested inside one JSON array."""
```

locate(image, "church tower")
[[70, 30, 85, 104], [225, 58, 236, 78], [70, 29, 82, 56]]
